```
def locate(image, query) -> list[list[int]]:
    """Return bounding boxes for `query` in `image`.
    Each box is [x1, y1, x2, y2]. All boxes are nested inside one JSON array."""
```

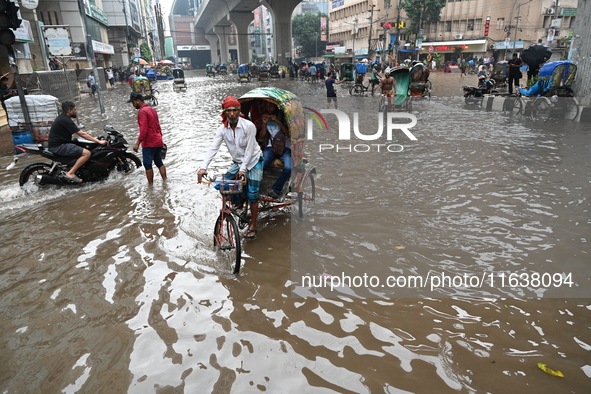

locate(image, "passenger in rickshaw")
[[256, 101, 291, 200], [197, 96, 263, 239], [379, 68, 396, 109]]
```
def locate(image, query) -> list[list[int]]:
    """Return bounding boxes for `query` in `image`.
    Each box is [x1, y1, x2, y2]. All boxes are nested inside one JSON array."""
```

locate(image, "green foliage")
[[140, 43, 152, 62], [401, 0, 446, 35], [292, 12, 328, 58], [527, 74, 539, 88]]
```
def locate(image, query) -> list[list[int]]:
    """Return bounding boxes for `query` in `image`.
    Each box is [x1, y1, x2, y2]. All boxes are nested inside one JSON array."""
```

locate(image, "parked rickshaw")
[[340, 63, 355, 81], [259, 64, 269, 81], [378, 66, 412, 112], [219, 64, 228, 75], [249, 64, 259, 79], [172, 68, 187, 91], [408, 62, 432, 101], [146, 69, 156, 83], [269, 64, 280, 79], [230, 63, 238, 74], [238, 64, 250, 82], [206, 64, 215, 77], [202, 87, 316, 274], [510, 60, 579, 122], [490, 60, 508, 87], [131, 76, 158, 106]]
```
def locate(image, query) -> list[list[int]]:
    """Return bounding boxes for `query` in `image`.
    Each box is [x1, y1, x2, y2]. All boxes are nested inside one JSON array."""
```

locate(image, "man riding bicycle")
[[379, 67, 396, 110]]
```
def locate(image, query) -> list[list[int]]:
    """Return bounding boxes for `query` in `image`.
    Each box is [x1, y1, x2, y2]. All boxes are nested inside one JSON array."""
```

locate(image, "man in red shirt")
[[128, 92, 167, 184]]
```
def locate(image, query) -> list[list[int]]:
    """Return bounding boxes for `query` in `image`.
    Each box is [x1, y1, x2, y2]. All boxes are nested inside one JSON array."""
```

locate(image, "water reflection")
[[0, 71, 590, 393]]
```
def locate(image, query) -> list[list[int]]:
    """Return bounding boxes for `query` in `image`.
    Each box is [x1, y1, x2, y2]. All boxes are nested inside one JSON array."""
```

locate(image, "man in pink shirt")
[[128, 92, 167, 184]]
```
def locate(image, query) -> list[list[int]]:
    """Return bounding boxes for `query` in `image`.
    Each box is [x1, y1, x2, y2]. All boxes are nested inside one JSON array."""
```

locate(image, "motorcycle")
[[11, 125, 142, 192], [463, 76, 499, 106]]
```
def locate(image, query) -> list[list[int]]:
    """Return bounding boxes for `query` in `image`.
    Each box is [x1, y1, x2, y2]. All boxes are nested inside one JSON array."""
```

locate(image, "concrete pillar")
[[228, 12, 254, 64], [214, 26, 230, 64], [205, 34, 219, 64], [265, 0, 300, 66], [571, 0, 591, 108]]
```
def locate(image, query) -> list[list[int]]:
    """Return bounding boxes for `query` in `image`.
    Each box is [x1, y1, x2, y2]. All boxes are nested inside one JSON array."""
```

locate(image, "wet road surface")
[[1, 71, 590, 393]]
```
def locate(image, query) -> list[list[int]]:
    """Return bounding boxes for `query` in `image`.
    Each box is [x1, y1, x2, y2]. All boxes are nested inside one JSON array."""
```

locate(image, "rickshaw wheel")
[[213, 213, 242, 274], [298, 172, 316, 218], [530, 97, 551, 123], [504, 96, 523, 116], [563, 97, 579, 120], [349, 84, 363, 96]]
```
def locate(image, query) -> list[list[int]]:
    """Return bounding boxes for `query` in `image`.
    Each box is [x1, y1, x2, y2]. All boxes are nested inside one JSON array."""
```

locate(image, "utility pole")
[[120, 0, 131, 64], [352, 18, 358, 62], [394, 0, 402, 66], [383, 0, 391, 64], [416, 5, 423, 60], [367, 4, 380, 59]]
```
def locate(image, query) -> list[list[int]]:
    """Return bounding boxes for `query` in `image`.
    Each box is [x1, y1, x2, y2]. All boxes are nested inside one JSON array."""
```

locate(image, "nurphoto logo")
[[305, 109, 418, 153]]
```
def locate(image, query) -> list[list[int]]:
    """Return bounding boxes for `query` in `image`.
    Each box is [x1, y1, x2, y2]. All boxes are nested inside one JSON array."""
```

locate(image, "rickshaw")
[[269, 64, 280, 79], [378, 66, 412, 113], [146, 69, 156, 83], [219, 64, 228, 75], [340, 63, 355, 81], [172, 68, 187, 91], [230, 63, 238, 74], [258, 64, 269, 81], [206, 64, 215, 77], [249, 64, 259, 79], [510, 60, 579, 122], [203, 87, 316, 274], [490, 60, 508, 88], [238, 64, 250, 82], [408, 62, 432, 101], [131, 76, 158, 106]]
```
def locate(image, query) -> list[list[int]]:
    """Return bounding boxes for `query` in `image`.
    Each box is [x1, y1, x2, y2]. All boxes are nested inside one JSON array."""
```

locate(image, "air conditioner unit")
[[546, 8, 555, 14], [455, 34, 463, 40]]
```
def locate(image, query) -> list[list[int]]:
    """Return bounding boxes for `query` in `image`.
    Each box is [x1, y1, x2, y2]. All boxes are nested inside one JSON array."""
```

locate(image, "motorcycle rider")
[[48, 101, 107, 183]]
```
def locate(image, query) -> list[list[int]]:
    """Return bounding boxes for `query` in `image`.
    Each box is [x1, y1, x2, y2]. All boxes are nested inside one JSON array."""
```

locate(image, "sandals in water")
[[244, 229, 257, 239], [64, 174, 83, 183]]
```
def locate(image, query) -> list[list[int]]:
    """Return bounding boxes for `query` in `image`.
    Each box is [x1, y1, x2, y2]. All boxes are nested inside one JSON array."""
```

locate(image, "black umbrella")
[[521, 44, 552, 66]]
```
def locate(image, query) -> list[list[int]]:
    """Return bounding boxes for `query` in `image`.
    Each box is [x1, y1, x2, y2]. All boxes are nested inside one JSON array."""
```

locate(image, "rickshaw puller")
[[198, 97, 263, 239]]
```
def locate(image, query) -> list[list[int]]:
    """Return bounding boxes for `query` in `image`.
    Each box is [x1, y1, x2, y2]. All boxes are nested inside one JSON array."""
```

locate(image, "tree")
[[401, 0, 446, 35], [140, 43, 152, 62], [292, 12, 328, 58]]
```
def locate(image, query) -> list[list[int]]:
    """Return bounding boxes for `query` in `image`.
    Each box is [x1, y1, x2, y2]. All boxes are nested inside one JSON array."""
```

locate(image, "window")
[[497, 18, 504, 30], [467, 19, 474, 31], [445, 21, 452, 32]]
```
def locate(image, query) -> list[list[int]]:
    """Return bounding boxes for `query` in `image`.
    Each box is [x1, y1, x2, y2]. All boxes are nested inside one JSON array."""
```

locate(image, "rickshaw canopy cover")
[[238, 87, 305, 170]]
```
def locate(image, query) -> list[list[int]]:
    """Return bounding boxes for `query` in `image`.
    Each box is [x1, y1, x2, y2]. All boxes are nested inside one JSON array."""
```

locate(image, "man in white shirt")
[[198, 96, 263, 239]]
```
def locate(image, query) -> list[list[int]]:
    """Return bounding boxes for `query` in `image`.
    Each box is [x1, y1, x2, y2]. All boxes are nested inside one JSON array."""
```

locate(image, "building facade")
[[328, 0, 578, 64]]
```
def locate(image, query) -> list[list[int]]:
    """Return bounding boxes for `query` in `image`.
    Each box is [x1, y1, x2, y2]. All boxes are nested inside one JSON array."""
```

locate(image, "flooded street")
[[1, 71, 590, 393]]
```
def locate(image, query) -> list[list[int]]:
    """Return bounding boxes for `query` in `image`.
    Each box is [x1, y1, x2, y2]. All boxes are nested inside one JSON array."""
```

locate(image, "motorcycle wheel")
[[19, 163, 53, 193], [115, 153, 142, 174]]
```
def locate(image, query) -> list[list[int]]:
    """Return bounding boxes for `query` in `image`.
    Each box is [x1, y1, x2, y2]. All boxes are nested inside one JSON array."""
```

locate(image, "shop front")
[[414, 39, 489, 62], [92, 40, 114, 68]]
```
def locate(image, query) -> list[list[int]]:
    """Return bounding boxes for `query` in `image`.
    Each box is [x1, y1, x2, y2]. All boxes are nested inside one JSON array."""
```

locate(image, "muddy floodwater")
[[1, 71, 590, 393]]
